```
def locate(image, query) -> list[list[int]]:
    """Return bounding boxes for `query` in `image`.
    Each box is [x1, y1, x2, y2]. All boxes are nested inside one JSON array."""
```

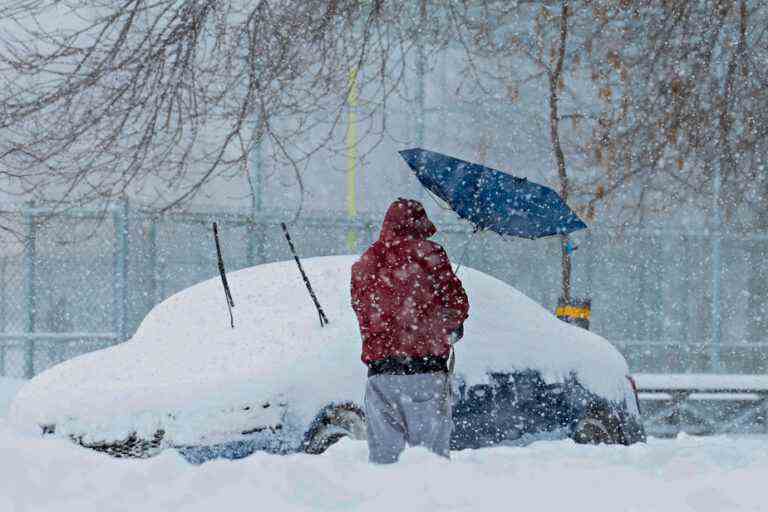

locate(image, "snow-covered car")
[[10, 255, 644, 462]]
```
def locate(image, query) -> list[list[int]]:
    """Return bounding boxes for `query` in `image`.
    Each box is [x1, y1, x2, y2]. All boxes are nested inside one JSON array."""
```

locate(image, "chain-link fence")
[[1, 202, 767, 378]]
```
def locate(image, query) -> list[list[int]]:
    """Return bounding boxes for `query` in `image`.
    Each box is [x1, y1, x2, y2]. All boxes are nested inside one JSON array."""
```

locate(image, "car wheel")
[[303, 403, 366, 455], [74, 429, 166, 458], [572, 402, 624, 445], [572, 417, 612, 444]]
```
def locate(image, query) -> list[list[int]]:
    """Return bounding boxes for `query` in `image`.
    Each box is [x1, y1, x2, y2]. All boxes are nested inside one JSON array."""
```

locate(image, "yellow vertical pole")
[[346, 68, 359, 252]]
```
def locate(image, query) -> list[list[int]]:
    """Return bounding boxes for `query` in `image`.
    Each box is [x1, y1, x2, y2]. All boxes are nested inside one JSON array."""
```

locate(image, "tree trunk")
[[550, 0, 571, 304]]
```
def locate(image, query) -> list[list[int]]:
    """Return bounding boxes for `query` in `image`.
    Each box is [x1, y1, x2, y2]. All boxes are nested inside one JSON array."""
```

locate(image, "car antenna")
[[213, 222, 235, 329], [281, 222, 329, 327]]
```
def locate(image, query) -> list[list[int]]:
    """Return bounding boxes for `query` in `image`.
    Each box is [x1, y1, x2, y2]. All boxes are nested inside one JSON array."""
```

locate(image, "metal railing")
[[635, 374, 768, 436]]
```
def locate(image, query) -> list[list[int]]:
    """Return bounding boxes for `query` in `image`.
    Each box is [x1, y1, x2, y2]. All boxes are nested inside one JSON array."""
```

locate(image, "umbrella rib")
[[423, 187, 452, 211], [454, 229, 481, 275]]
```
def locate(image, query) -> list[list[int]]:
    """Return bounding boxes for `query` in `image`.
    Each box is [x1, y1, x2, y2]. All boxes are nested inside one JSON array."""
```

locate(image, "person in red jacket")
[[351, 198, 469, 463]]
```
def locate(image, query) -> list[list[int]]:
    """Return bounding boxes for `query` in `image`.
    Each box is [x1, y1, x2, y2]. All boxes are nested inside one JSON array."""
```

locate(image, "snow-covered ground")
[[1, 379, 767, 512]]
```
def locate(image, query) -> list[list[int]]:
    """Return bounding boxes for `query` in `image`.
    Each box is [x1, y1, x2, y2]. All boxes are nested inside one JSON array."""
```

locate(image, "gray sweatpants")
[[364, 373, 453, 464]]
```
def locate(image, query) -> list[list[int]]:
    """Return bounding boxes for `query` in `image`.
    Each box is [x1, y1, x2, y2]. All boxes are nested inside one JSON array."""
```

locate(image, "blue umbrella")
[[399, 148, 587, 239]]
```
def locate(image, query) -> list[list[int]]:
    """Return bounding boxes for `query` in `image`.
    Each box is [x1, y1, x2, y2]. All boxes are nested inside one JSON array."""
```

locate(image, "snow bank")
[[10, 256, 630, 443], [2, 426, 768, 512]]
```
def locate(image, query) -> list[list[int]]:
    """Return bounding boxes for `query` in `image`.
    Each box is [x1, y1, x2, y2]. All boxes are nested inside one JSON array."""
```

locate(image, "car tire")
[[303, 402, 366, 455], [572, 402, 624, 445], [572, 417, 612, 444], [74, 429, 166, 458]]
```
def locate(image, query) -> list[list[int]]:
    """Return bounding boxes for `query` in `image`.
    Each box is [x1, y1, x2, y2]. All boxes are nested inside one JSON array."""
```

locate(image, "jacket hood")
[[380, 198, 436, 242]]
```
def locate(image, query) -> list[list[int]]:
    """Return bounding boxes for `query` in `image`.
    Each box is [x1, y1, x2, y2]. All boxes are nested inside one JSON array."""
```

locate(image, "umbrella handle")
[[454, 229, 481, 275]]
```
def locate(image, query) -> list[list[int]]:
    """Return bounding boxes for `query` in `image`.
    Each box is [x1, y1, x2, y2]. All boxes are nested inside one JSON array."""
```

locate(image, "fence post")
[[584, 230, 596, 301], [247, 118, 263, 266], [147, 216, 161, 306], [0, 256, 4, 374], [0, 257, 6, 333], [247, 214, 266, 266], [22, 208, 37, 378], [711, 163, 722, 372], [639, 233, 664, 342], [0, 257, 5, 376], [113, 199, 129, 343], [346, 68, 359, 253]]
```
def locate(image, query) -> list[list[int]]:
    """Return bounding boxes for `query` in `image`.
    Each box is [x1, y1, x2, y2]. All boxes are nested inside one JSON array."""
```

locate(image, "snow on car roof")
[[10, 255, 629, 442]]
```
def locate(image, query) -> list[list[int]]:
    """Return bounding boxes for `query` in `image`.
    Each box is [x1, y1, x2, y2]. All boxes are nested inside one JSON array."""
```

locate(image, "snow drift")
[[10, 255, 631, 444]]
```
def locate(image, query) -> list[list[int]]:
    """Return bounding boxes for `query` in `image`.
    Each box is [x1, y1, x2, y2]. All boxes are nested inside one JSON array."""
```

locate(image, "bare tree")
[[5, 1, 764, 237], [573, 0, 768, 343], [443, 0, 608, 304], [0, 0, 449, 236], [437, 0, 768, 308], [549, 0, 573, 303], [583, 0, 768, 223]]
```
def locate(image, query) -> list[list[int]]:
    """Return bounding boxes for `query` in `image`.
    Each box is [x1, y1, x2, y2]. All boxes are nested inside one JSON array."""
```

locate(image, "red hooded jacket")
[[351, 199, 469, 366]]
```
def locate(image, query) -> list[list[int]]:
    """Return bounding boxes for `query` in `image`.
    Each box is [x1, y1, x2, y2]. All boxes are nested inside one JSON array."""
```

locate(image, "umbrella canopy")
[[399, 148, 587, 239]]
